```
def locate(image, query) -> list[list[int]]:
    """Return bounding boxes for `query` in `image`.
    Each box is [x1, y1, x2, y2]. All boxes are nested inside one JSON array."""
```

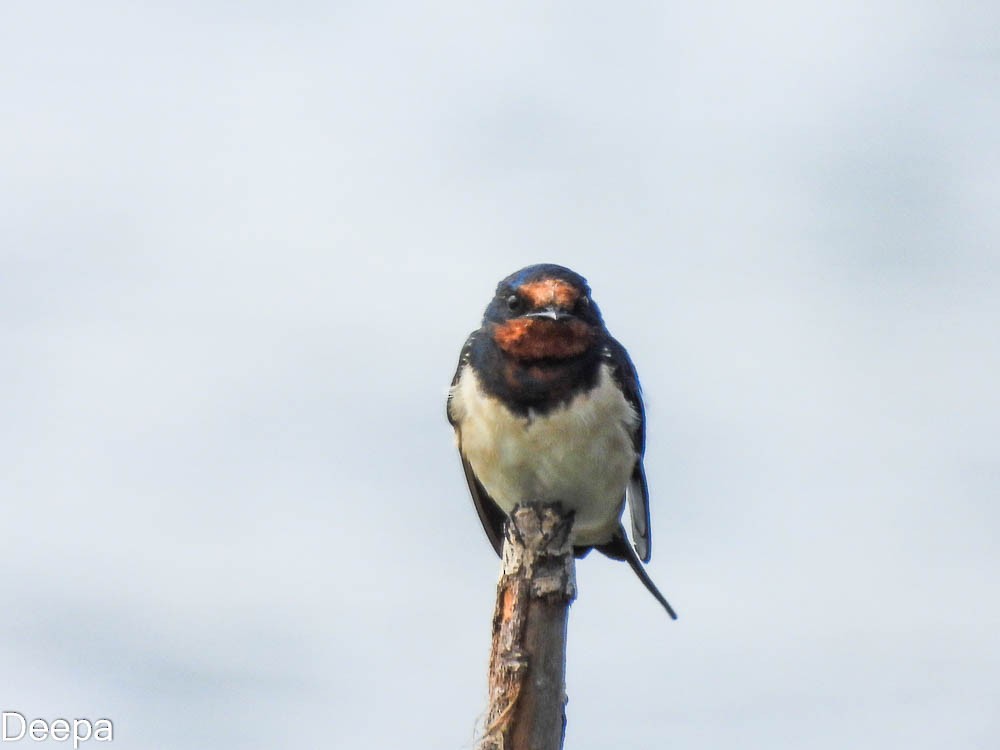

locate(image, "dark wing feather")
[[460, 455, 505, 557], [604, 337, 652, 562], [626, 464, 652, 563], [446, 331, 476, 426], [448, 330, 506, 558]]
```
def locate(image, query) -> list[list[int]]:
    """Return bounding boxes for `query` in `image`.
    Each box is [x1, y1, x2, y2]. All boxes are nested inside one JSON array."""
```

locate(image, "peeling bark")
[[481, 505, 576, 750]]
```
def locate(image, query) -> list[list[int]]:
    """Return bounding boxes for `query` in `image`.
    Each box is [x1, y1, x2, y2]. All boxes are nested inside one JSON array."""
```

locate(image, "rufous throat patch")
[[492, 318, 594, 360]]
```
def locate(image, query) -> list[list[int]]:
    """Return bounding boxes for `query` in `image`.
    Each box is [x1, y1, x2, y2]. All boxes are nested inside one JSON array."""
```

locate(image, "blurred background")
[[2, 2, 997, 748]]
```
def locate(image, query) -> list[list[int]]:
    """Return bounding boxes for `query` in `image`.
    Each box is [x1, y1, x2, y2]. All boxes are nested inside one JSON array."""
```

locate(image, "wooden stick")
[[481, 505, 577, 750]]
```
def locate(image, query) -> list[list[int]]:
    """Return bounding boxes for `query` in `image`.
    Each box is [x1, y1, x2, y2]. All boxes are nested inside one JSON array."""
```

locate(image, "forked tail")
[[595, 528, 678, 620]]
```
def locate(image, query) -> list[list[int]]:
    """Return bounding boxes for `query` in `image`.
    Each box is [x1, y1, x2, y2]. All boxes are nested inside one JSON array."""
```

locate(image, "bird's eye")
[[506, 294, 522, 312]]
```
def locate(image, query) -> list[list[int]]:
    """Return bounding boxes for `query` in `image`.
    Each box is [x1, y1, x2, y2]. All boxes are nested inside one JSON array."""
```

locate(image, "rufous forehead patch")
[[518, 279, 580, 309]]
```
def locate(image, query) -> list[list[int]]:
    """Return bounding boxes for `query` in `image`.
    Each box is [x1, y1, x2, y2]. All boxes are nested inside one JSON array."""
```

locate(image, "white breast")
[[449, 363, 639, 547]]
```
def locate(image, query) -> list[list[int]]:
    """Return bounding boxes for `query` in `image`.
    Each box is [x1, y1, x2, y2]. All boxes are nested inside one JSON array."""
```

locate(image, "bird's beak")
[[524, 306, 574, 321]]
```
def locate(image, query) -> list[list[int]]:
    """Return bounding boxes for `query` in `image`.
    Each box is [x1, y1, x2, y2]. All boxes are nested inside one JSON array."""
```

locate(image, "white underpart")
[[450, 363, 639, 547]]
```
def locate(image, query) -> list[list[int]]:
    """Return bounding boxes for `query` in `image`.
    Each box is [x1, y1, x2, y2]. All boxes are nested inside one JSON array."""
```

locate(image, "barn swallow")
[[447, 264, 677, 618]]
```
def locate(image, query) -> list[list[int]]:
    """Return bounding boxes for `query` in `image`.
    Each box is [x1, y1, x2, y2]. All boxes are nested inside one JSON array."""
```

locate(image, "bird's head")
[[482, 264, 605, 361]]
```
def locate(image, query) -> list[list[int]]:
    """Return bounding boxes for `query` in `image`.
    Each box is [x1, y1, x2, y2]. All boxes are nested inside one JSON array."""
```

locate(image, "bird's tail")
[[595, 528, 678, 620]]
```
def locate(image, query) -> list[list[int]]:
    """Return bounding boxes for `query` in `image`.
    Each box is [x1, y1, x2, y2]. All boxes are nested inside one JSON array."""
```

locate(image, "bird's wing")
[[459, 453, 506, 557], [448, 331, 506, 558], [604, 337, 652, 563], [446, 331, 476, 427], [626, 464, 652, 563]]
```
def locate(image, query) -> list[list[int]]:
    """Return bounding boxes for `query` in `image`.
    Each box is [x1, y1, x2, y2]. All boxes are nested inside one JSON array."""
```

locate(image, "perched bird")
[[447, 263, 677, 619]]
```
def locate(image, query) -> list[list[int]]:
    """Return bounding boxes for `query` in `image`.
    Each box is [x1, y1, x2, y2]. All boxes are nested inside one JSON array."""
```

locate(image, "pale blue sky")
[[2, 2, 998, 748]]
